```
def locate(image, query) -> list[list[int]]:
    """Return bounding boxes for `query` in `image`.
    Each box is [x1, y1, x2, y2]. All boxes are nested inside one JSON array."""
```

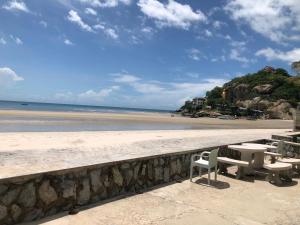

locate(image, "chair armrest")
[[200, 151, 210, 159], [191, 154, 202, 162]]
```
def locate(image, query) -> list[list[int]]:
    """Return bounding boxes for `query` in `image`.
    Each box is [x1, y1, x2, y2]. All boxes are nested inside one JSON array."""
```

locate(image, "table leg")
[[252, 152, 264, 169], [240, 152, 254, 174], [274, 171, 282, 185], [236, 167, 244, 179]]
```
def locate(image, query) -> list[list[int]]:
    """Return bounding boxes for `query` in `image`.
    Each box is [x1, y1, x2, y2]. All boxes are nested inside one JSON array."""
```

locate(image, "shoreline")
[[0, 109, 293, 131]]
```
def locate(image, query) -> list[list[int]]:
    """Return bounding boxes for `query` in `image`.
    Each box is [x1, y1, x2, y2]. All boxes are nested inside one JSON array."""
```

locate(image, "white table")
[[228, 145, 267, 174], [242, 143, 277, 151]]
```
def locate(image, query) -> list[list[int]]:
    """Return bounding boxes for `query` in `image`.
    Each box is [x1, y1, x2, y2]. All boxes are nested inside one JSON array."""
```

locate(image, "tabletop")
[[228, 144, 267, 153], [242, 143, 277, 150]]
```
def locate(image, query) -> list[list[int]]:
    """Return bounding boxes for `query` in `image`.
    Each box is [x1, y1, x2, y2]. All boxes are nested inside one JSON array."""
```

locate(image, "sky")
[[0, 0, 300, 110]]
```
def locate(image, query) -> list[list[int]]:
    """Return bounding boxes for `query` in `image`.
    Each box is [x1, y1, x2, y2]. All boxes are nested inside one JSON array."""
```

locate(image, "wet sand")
[[0, 109, 293, 132]]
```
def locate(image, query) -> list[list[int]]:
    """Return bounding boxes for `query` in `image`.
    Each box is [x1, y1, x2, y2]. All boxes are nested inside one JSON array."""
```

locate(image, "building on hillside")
[[192, 97, 206, 106], [262, 66, 275, 73]]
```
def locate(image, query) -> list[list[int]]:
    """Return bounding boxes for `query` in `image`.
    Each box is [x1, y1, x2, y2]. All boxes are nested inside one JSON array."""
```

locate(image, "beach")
[[0, 109, 295, 224], [0, 109, 293, 132], [0, 128, 290, 179], [0, 109, 293, 177]]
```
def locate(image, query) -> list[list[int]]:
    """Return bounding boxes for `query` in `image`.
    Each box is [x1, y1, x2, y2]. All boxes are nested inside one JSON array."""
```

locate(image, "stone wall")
[[281, 141, 300, 158], [0, 143, 259, 224], [295, 104, 300, 131]]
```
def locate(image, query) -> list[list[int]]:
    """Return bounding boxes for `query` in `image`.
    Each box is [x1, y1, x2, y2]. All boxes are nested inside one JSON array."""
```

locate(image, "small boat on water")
[[21, 103, 29, 106]]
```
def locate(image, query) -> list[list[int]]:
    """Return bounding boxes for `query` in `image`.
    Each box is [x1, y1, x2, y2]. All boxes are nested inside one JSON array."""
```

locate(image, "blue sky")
[[0, 0, 299, 109]]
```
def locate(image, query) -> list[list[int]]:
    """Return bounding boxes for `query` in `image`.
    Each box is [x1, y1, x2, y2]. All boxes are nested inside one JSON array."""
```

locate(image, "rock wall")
[[295, 104, 300, 131], [0, 143, 261, 224]]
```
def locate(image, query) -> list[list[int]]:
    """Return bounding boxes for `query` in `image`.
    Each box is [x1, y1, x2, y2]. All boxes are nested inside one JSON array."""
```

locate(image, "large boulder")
[[233, 84, 250, 100], [267, 100, 294, 119], [253, 84, 273, 94]]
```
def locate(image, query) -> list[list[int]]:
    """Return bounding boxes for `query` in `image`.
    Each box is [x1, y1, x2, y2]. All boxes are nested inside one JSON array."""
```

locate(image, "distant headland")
[[178, 66, 300, 120]]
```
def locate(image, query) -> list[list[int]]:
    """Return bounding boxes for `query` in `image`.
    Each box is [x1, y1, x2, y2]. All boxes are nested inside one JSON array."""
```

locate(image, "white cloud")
[[137, 0, 206, 30], [2, 0, 29, 13], [228, 40, 251, 64], [0, 38, 6, 45], [93, 24, 105, 30], [10, 35, 23, 45], [141, 26, 154, 34], [256, 47, 300, 63], [204, 29, 212, 37], [40, 20, 48, 28], [85, 7, 97, 15], [94, 24, 119, 40], [67, 10, 93, 32], [225, 0, 300, 43], [229, 49, 249, 63], [0, 67, 24, 87], [79, 0, 131, 8], [56, 73, 227, 109], [187, 48, 205, 61], [104, 28, 118, 39], [64, 39, 74, 45], [54, 91, 73, 101], [113, 74, 140, 83], [79, 86, 120, 100], [212, 20, 223, 29], [132, 82, 165, 94], [112, 72, 227, 108]]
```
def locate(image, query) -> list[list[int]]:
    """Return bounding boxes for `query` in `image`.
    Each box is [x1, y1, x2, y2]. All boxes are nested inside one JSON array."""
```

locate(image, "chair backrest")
[[209, 148, 219, 167], [277, 140, 285, 156]]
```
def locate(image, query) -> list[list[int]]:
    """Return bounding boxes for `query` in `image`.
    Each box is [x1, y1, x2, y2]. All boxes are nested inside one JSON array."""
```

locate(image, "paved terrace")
[[0, 129, 289, 179], [23, 169, 300, 225]]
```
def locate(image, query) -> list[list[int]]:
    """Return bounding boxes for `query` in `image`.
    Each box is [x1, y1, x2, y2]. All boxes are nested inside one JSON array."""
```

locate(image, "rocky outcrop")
[[237, 98, 294, 119], [253, 84, 273, 94], [267, 100, 295, 120], [233, 84, 250, 100]]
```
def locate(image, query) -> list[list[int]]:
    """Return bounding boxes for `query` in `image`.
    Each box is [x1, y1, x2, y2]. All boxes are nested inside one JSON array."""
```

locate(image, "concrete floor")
[[23, 169, 300, 225]]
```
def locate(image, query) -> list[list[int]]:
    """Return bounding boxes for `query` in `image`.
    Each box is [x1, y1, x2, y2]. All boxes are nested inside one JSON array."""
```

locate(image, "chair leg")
[[190, 165, 193, 182], [215, 166, 217, 181], [208, 168, 211, 185]]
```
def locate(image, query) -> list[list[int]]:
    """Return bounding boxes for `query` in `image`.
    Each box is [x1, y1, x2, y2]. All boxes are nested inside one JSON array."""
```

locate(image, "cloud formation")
[[2, 0, 29, 13], [79, 0, 131, 8], [67, 10, 93, 32], [79, 86, 120, 101], [64, 39, 74, 45], [10, 35, 23, 45], [225, 0, 300, 43], [0, 67, 24, 87], [84, 7, 97, 15], [256, 47, 300, 63], [138, 0, 206, 30], [113, 73, 227, 108]]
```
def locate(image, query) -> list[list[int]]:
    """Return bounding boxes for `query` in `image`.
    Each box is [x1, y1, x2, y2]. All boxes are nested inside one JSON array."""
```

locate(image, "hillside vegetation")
[[182, 67, 300, 119]]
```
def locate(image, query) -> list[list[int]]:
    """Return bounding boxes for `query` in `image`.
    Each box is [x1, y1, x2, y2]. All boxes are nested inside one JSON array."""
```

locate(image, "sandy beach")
[[0, 109, 293, 178], [0, 109, 293, 132], [0, 129, 290, 179]]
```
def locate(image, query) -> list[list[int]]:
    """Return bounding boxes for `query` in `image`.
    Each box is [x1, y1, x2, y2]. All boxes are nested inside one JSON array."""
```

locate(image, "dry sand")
[[0, 129, 290, 179]]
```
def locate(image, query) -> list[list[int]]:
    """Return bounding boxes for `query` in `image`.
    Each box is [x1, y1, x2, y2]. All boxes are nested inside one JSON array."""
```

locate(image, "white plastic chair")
[[190, 149, 219, 185]]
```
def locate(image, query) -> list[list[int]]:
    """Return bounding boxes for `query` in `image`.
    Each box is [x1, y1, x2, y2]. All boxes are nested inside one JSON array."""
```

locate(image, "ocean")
[[0, 100, 171, 114], [0, 100, 186, 132]]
